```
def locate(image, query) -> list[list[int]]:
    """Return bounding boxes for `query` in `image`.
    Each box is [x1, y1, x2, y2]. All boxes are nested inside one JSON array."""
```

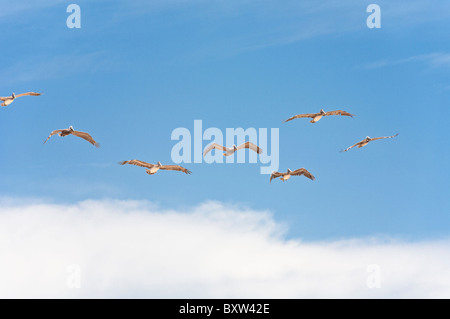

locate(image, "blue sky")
[[0, 0, 450, 298], [1, 0, 449, 241]]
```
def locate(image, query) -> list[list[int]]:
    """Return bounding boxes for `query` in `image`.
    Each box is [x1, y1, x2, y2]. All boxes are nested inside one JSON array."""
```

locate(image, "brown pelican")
[[341, 133, 399, 152], [270, 168, 315, 183], [119, 160, 192, 175], [203, 142, 263, 157], [44, 126, 100, 147], [1, 92, 41, 107], [284, 109, 354, 123]]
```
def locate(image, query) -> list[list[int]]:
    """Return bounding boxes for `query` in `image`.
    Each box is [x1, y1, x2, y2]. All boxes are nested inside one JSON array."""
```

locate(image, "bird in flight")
[[270, 168, 315, 183], [1, 92, 41, 107], [341, 133, 399, 152], [119, 160, 192, 175], [284, 108, 354, 123], [44, 126, 100, 147], [203, 142, 263, 157]]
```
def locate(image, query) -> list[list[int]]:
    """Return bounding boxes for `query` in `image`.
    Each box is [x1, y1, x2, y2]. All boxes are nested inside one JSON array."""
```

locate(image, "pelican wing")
[[72, 130, 100, 147], [160, 165, 192, 174], [270, 171, 284, 183], [284, 113, 317, 123], [369, 133, 399, 142], [119, 160, 155, 169], [203, 143, 227, 156], [14, 92, 42, 98], [43, 129, 64, 144], [341, 141, 362, 152], [323, 110, 354, 117], [291, 168, 315, 180], [236, 142, 263, 154]]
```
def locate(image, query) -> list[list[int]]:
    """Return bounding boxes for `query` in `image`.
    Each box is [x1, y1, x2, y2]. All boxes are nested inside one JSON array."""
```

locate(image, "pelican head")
[[365, 136, 371, 141], [157, 161, 162, 166], [233, 145, 237, 151], [11, 93, 16, 99], [69, 126, 74, 131], [320, 108, 326, 114], [287, 168, 292, 173]]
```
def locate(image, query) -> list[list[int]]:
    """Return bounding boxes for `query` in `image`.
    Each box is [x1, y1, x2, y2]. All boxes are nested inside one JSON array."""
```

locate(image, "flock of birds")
[[1, 92, 399, 183]]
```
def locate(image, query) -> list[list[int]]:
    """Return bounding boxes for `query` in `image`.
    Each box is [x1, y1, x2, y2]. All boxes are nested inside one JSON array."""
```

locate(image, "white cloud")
[[0, 52, 107, 85], [364, 53, 450, 70], [0, 0, 66, 19], [0, 198, 449, 298]]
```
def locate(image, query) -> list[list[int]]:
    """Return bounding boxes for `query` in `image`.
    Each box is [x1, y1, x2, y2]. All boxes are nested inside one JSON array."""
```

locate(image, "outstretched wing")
[[236, 141, 263, 154], [160, 165, 192, 174], [43, 129, 64, 144], [72, 130, 100, 148], [369, 133, 399, 142], [323, 110, 354, 117], [284, 113, 317, 123], [119, 160, 155, 169], [203, 143, 227, 156], [291, 168, 315, 181], [270, 171, 284, 183], [14, 92, 42, 98], [341, 141, 362, 152], [341, 142, 361, 153]]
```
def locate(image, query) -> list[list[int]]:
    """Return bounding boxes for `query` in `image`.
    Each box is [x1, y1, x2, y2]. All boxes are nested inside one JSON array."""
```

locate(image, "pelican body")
[[58, 126, 75, 137], [147, 161, 163, 175], [311, 109, 326, 123], [280, 169, 293, 181]]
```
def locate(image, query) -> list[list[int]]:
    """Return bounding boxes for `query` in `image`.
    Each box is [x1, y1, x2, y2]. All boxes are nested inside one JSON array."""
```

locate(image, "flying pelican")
[[119, 160, 192, 175], [284, 109, 354, 123], [44, 126, 100, 147], [341, 133, 399, 152], [203, 142, 263, 157], [270, 168, 315, 183], [1, 92, 41, 107]]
